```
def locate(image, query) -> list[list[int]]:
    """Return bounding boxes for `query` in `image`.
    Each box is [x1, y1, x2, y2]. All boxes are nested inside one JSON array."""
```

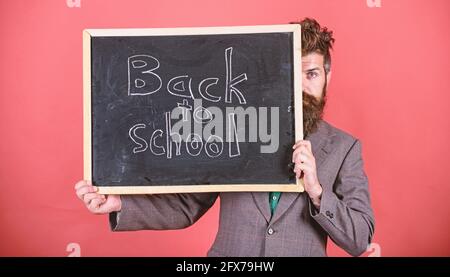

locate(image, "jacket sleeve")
[[109, 192, 219, 231], [309, 139, 375, 256]]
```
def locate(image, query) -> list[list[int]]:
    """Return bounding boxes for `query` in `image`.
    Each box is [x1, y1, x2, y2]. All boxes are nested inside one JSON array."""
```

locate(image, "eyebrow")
[[304, 67, 321, 72]]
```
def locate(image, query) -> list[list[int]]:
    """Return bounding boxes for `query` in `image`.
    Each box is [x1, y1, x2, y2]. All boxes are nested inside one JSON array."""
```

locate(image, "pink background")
[[0, 0, 449, 256]]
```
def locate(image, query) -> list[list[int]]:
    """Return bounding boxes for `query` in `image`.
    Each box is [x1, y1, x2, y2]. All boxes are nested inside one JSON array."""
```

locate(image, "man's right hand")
[[75, 180, 122, 214]]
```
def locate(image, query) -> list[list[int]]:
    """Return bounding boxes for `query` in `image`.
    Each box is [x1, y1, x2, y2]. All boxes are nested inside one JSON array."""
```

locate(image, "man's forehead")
[[302, 52, 324, 69]]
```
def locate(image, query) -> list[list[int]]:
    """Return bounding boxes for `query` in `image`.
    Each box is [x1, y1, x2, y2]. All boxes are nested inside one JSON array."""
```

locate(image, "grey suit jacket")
[[109, 120, 375, 257]]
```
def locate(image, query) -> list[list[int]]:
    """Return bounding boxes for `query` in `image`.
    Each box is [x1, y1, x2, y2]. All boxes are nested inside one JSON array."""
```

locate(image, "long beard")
[[303, 89, 326, 137]]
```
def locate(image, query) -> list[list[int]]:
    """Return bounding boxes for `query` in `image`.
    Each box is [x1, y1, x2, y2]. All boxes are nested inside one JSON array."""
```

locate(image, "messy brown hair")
[[291, 18, 335, 73]]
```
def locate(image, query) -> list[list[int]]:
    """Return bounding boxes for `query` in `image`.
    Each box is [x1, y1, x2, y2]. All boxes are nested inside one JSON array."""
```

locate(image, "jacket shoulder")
[[320, 120, 358, 146]]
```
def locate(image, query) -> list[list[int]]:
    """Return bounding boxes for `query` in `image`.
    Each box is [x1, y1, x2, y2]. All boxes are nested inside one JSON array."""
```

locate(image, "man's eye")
[[306, 72, 318, 79]]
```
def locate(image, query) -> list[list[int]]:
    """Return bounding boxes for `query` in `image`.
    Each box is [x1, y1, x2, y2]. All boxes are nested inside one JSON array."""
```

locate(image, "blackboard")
[[83, 25, 303, 194]]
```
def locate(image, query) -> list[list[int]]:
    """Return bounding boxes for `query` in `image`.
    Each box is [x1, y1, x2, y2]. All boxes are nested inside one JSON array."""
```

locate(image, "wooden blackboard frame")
[[83, 24, 304, 194]]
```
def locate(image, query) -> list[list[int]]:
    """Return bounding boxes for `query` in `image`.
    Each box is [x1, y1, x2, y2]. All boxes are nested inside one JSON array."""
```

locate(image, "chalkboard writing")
[[83, 25, 303, 194]]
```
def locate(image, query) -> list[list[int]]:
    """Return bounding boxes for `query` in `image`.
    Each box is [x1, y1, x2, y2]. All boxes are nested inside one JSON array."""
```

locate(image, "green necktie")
[[269, 192, 281, 215]]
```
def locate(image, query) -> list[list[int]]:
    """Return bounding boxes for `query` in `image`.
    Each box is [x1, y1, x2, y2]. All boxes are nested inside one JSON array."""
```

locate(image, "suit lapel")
[[268, 192, 301, 223], [308, 121, 335, 171], [251, 192, 271, 223]]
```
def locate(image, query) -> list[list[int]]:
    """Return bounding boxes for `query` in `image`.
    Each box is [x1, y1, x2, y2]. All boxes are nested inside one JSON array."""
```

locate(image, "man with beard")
[[74, 18, 375, 256]]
